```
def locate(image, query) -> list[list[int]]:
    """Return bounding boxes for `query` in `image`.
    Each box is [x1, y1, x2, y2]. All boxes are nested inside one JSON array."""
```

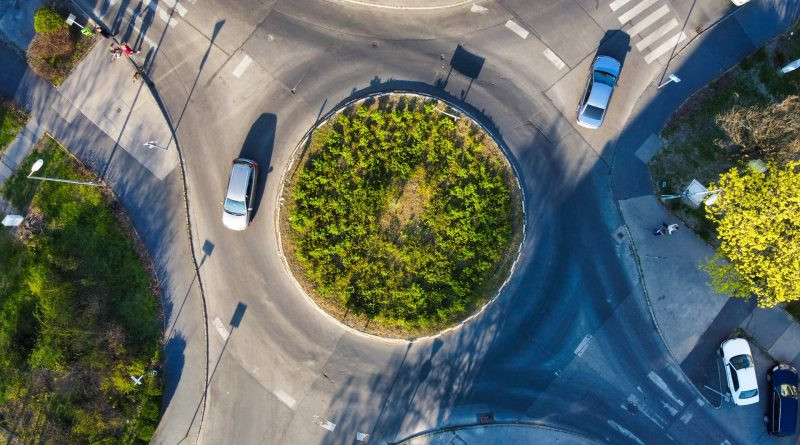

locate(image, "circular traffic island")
[[280, 94, 523, 338]]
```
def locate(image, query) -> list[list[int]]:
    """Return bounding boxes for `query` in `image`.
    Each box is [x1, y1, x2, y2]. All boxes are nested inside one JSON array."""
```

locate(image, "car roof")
[[227, 163, 252, 201], [588, 83, 613, 109], [737, 366, 758, 390]]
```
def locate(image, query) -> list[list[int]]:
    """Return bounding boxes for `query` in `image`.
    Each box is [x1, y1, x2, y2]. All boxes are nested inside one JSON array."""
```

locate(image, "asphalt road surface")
[[81, 0, 798, 443]]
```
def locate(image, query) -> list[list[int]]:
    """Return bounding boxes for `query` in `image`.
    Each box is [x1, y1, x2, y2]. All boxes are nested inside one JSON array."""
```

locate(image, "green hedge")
[[288, 100, 517, 330], [33, 6, 65, 34]]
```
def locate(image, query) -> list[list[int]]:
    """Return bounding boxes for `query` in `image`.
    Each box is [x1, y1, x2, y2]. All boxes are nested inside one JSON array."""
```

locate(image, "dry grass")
[[26, 26, 95, 85]]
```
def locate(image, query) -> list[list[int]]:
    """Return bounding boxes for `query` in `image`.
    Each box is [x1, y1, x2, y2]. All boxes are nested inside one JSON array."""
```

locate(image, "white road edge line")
[[609, 0, 632, 12], [607, 420, 645, 445], [573, 334, 592, 356], [543, 48, 566, 70], [647, 371, 685, 406], [636, 18, 679, 51], [505, 20, 529, 39], [312, 415, 336, 432], [618, 0, 658, 25], [213, 317, 229, 341], [273, 388, 296, 409], [627, 5, 670, 37], [644, 31, 686, 64], [232, 54, 253, 78]]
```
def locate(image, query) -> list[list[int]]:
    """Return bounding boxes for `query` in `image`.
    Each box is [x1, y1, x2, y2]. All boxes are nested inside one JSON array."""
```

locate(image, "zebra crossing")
[[610, 0, 686, 64]]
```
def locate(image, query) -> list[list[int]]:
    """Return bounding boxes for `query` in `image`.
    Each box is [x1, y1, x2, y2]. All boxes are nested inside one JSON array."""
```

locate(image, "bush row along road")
[[73, 0, 800, 443]]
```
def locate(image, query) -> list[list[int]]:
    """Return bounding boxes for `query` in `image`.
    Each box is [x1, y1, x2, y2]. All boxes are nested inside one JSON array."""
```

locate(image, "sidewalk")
[[0, 15, 206, 445], [401, 423, 596, 445], [613, 0, 800, 409]]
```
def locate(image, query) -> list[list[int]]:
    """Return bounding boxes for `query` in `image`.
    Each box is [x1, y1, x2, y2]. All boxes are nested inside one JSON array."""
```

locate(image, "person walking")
[[119, 42, 140, 55], [667, 223, 679, 235]]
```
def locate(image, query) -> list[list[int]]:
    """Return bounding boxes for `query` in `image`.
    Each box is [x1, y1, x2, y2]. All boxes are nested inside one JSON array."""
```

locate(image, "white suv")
[[222, 158, 258, 231], [721, 338, 759, 406]]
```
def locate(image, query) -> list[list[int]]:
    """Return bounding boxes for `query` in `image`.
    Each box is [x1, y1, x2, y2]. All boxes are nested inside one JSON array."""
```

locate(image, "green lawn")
[[0, 99, 29, 154], [0, 136, 162, 443]]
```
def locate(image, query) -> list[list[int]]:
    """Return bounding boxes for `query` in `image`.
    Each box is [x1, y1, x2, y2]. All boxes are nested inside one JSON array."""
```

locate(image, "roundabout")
[[278, 93, 524, 338]]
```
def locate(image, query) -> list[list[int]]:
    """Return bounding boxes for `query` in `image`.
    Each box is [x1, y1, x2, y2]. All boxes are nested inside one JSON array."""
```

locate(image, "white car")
[[222, 158, 258, 231], [721, 338, 759, 405]]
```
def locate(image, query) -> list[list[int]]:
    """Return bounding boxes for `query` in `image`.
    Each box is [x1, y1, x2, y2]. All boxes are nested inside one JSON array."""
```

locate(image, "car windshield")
[[593, 70, 617, 86], [730, 354, 753, 370], [224, 198, 247, 216], [740, 388, 758, 399], [780, 384, 798, 398], [583, 104, 605, 120]]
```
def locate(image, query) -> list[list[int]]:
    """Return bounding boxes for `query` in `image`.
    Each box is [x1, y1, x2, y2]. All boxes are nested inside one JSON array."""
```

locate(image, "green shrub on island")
[[33, 6, 65, 34], [286, 99, 520, 332]]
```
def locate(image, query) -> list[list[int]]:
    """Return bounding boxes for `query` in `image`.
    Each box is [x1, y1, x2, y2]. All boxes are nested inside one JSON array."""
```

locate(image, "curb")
[[275, 90, 528, 345], [389, 420, 600, 444]]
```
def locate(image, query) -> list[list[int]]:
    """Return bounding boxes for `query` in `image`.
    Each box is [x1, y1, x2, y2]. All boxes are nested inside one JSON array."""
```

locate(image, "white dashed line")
[[470, 4, 488, 13], [543, 48, 566, 70], [680, 412, 693, 424], [643, 31, 686, 64], [696, 397, 706, 407], [232, 54, 253, 78], [273, 389, 296, 409], [312, 415, 336, 432], [356, 432, 370, 442], [636, 18, 679, 51], [647, 371, 685, 407], [617, 0, 658, 24], [627, 5, 670, 37], [573, 334, 592, 356], [504, 20, 529, 39], [609, 0, 632, 11], [213, 317, 229, 341]]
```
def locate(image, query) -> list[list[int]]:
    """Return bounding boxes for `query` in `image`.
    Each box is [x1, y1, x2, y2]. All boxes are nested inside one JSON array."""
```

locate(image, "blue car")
[[766, 364, 798, 436]]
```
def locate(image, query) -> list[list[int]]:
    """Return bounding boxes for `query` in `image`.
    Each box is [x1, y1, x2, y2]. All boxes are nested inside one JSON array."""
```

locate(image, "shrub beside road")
[[283, 97, 522, 337], [26, 5, 96, 85], [0, 136, 163, 443], [650, 23, 800, 312], [0, 98, 29, 154]]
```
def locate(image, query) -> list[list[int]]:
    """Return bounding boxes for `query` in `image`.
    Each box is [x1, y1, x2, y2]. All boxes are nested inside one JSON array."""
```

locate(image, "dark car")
[[766, 364, 798, 436]]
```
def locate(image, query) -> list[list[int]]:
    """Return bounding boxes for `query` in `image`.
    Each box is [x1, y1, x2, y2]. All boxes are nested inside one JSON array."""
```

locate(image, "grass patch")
[[0, 136, 163, 443], [0, 98, 29, 155], [281, 95, 523, 338], [650, 24, 800, 244]]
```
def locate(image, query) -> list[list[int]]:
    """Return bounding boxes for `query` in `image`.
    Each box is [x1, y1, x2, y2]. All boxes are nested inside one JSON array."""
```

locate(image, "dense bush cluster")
[[33, 6, 64, 34], [0, 138, 162, 443], [288, 99, 517, 329]]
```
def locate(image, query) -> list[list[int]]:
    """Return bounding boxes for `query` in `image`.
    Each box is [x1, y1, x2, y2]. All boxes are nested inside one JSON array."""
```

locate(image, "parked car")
[[720, 338, 759, 406], [576, 55, 622, 129], [766, 364, 798, 436], [222, 158, 258, 231]]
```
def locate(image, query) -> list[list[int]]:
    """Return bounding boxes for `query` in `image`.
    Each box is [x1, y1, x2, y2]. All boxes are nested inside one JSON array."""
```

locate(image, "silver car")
[[577, 55, 622, 129], [222, 158, 258, 231]]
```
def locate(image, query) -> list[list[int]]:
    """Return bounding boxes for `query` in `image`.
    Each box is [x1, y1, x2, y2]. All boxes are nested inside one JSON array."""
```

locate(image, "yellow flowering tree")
[[703, 161, 800, 307]]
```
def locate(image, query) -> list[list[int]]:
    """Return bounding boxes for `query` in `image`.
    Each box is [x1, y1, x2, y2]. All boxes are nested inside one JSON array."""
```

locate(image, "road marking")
[[661, 400, 678, 416], [312, 415, 336, 431], [627, 5, 669, 36], [470, 4, 488, 13], [573, 334, 592, 356], [647, 371, 684, 407], [625, 394, 666, 428], [607, 420, 645, 445], [680, 412, 693, 424], [505, 20, 529, 39], [721, 440, 731, 445], [666, 364, 688, 384], [543, 48, 566, 70], [356, 432, 370, 442], [636, 18, 679, 51], [644, 31, 686, 64], [617, 0, 658, 25], [696, 397, 706, 407], [213, 317, 229, 341], [162, 0, 188, 16], [273, 389, 296, 409], [232, 54, 253, 78], [142, 0, 179, 28], [609, 0, 632, 11]]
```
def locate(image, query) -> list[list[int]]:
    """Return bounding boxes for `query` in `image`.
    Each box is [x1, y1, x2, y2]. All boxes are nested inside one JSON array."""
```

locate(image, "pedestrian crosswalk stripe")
[[628, 4, 670, 37], [505, 19, 529, 39], [543, 48, 566, 70], [644, 31, 686, 64], [618, 0, 658, 25], [609, 0, 632, 11], [636, 18, 679, 51]]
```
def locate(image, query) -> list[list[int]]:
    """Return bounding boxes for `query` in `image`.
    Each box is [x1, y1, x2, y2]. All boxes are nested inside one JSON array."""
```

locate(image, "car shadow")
[[238, 113, 276, 220], [596, 29, 631, 67]]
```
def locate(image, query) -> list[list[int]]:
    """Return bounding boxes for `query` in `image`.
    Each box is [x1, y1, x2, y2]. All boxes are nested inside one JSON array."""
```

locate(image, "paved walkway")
[[401, 424, 597, 444], [612, 0, 800, 409], [0, 8, 207, 444]]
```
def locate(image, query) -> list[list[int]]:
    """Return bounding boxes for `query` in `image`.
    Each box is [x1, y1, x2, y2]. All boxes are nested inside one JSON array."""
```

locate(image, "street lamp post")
[[657, 74, 682, 89], [28, 159, 101, 187]]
